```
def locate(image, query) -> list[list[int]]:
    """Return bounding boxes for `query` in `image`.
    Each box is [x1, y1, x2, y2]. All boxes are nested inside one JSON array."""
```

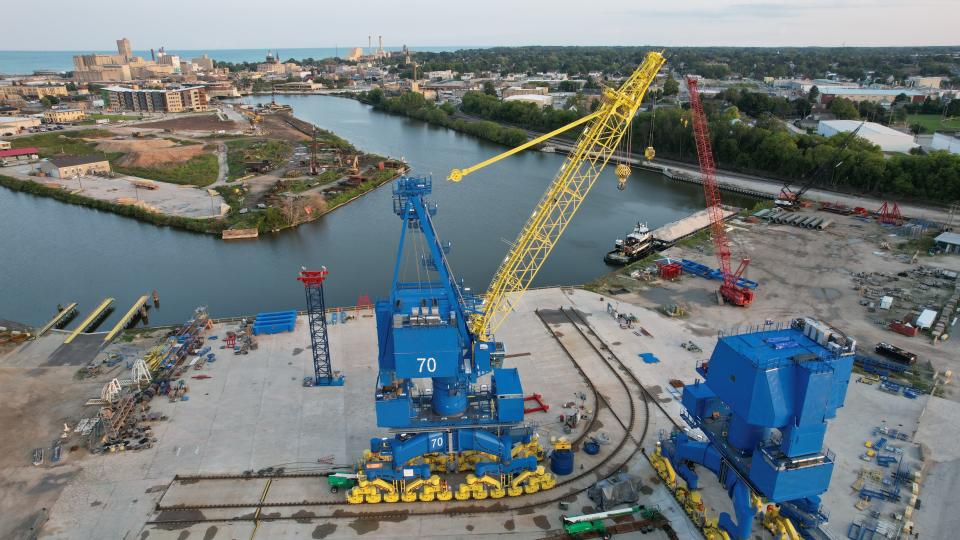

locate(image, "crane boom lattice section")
[[686, 78, 732, 282], [471, 52, 666, 339]]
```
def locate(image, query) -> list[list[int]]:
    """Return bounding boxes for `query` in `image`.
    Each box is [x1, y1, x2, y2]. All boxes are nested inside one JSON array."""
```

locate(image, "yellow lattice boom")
[[469, 51, 666, 339]]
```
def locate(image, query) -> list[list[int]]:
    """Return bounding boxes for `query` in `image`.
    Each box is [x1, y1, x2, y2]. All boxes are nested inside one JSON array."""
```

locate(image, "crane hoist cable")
[[447, 51, 667, 340]]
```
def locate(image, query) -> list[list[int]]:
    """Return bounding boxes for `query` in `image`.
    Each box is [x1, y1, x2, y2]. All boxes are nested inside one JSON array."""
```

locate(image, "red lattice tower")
[[686, 77, 753, 306]]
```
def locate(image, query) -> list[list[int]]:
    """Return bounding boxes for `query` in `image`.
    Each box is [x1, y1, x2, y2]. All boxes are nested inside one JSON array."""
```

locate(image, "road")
[[452, 109, 953, 224]]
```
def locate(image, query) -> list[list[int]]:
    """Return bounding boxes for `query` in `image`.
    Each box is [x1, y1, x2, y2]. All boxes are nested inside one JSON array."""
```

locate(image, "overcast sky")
[[1, 0, 956, 50]]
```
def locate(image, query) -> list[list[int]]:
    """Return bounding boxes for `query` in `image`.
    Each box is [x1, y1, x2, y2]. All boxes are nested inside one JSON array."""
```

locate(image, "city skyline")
[[1, 0, 957, 50]]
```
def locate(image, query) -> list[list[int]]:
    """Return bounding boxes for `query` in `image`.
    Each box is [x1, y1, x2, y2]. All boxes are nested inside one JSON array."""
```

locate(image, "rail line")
[[145, 308, 652, 526]]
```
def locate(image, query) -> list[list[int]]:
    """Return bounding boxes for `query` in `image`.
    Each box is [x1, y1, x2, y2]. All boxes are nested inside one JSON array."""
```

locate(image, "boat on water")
[[604, 222, 654, 265]]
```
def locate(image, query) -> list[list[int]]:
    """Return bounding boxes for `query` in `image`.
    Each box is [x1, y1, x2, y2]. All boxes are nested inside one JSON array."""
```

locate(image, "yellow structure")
[[43, 109, 86, 124], [64, 298, 115, 344], [451, 51, 666, 340]]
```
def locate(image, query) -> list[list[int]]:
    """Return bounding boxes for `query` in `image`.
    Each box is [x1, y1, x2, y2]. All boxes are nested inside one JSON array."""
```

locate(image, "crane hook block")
[[448, 169, 464, 182], [615, 163, 631, 191], [645, 146, 656, 161]]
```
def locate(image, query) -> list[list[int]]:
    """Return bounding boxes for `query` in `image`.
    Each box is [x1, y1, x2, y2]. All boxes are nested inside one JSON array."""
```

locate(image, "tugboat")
[[604, 222, 653, 265]]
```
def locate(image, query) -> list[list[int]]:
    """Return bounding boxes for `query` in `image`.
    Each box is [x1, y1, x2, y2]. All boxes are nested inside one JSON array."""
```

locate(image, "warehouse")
[[40, 154, 111, 178], [934, 232, 960, 254], [0, 116, 41, 136], [818, 120, 918, 153]]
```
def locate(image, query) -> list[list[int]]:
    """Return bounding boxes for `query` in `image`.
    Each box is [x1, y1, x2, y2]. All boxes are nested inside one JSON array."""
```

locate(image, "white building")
[[503, 94, 553, 108], [932, 132, 960, 155], [817, 120, 917, 153]]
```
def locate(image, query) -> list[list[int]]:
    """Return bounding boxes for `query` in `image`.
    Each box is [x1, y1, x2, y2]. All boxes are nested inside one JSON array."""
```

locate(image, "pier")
[[34, 302, 78, 338], [63, 298, 114, 344], [656, 166, 774, 199], [652, 206, 739, 247], [103, 295, 150, 343]]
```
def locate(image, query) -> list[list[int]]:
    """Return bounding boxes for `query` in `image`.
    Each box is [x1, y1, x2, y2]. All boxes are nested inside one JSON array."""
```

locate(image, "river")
[[0, 95, 755, 327]]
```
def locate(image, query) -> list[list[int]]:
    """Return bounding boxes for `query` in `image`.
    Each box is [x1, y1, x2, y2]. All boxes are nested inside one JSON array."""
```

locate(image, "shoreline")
[[0, 113, 409, 237]]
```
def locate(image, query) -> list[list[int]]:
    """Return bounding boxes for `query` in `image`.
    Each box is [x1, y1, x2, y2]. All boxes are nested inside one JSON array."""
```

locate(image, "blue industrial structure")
[[298, 268, 344, 387], [355, 176, 546, 495], [659, 318, 855, 539]]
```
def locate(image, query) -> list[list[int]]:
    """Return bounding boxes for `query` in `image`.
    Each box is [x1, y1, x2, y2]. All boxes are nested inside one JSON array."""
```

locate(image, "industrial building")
[[503, 94, 553, 108], [818, 120, 918, 153], [816, 87, 924, 105], [932, 132, 960, 155], [40, 155, 111, 178], [0, 116, 41, 136], [934, 232, 960, 254], [103, 85, 209, 113], [0, 147, 39, 165], [502, 86, 549, 98]]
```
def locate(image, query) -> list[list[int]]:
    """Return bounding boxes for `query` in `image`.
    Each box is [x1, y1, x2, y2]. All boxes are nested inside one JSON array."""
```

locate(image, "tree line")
[[360, 87, 959, 204], [394, 46, 957, 85], [361, 88, 528, 147], [632, 107, 960, 203]]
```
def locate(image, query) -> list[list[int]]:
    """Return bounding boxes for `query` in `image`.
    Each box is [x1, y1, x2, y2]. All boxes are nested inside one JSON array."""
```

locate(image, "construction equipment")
[[298, 267, 344, 387], [777, 121, 866, 209], [685, 77, 753, 307], [351, 51, 666, 504], [658, 317, 856, 540]]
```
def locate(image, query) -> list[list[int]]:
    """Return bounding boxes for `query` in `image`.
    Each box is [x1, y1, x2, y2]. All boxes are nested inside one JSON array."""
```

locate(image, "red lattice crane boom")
[[686, 77, 754, 307]]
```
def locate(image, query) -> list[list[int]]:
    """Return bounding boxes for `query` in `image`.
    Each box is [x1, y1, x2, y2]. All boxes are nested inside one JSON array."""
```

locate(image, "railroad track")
[[145, 308, 653, 526]]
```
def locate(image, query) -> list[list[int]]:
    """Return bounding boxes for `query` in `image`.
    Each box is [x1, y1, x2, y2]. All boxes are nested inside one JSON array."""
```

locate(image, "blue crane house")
[[346, 176, 553, 504], [650, 317, 855, 540]]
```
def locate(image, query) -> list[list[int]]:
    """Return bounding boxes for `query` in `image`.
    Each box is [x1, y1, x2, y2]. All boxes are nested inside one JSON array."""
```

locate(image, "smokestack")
[[378, 35, 383, 56], [150, 48, 156, 61]]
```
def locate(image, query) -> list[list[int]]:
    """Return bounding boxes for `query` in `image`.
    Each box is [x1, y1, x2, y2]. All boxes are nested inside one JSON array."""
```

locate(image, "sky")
[[1, 0, 957, 50]]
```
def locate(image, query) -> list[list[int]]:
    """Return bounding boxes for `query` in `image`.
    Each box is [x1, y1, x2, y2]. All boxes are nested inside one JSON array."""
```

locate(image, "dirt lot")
[[595, 209, 960, 398], [258, 114, 311, 142], [0, 334, 118, 540], [95, 138, 206, 168], [137, 114, 241, 132]]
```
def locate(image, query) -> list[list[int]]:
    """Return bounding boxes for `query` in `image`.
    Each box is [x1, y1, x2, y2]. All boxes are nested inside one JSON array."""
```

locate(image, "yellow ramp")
[[64, 298, 114, 344], [104, 295, 149, 343], [35, 302, 78, 338]]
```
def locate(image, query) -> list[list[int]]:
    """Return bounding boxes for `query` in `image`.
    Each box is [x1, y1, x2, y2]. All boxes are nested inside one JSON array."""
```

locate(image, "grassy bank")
[[11, 130, 114, 157], [114, 153, 220, 187], [225, 138, 293, 180], [0, 174, 220, 234]]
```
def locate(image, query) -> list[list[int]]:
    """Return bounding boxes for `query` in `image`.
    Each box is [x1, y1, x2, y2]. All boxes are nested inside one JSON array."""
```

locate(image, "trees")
[[482, 81, 497, 96], [662, 76, 680, 96], [947, 98, 960, 118], [828, 98, 860, 119], [808, 86, 820, 102]]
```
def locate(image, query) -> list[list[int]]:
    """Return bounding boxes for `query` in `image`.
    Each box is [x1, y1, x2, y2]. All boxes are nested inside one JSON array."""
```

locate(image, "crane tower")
[[686, 76, 754, 306]]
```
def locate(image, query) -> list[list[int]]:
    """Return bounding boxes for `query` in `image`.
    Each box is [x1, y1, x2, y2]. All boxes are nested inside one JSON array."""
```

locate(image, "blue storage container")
[[550, 448, 574, 475], [584, 441, 601, 455]]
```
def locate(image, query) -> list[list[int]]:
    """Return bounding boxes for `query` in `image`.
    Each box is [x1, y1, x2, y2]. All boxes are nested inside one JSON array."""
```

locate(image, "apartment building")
[[16, 84, 69, 99], [104, 86, 208, 113], [43, 109, 86, 123]]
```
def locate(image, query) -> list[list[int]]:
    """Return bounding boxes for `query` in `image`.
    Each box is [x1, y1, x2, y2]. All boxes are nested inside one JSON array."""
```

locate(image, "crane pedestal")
[[347, 176, 552, 504]]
